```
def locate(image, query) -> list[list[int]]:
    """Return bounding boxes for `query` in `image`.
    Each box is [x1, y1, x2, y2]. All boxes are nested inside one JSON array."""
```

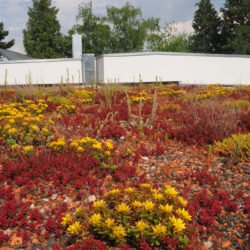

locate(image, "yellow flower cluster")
[[214, 133, 250, 163], [129, 89, 153, 103], [130, 95, 152, 103], [124, 187, 136, 193], [105, 188, 121, 197], [61, 214, 72, 227], [67, 221, 82, 235], [165, 185, 179, 197], [159, 89, 186, 97], [74, 88, 95, 103], [143, 200, 155, 211], [170, 216, 186, 233], [116, 203, 131, 214], [93, 200, 107, 209], [0, 99, 52, 154], [176, 208, 192, 221], [132, 200, 143, 208], [140, 183, 151, 189], [159, 203, 173, 213], [105, 140, 114, 150], [56, 104, 76, 114], [152, 223, 167, 237], [23, 145, 34, 155], [177, 196, 188, 207], [195, 86, 234, 100], [105, 218, 115, 229], [151, 189, 164, 201], [62, 184, 192, 247], [70, 137, 114, 156], [48, 138, 66, 151], [112, 225, 127, 239], [135, 220, 149, 233], [48, 137, 115, 156], [89, 213, 102, 226]]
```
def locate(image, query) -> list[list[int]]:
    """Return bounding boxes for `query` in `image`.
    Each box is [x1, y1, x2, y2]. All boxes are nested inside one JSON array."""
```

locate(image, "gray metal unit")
[[82, 54, 96, 84]]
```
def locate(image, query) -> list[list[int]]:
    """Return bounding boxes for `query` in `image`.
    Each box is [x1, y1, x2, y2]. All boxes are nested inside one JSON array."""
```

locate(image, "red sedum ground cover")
[[0, 84, 249, 249]]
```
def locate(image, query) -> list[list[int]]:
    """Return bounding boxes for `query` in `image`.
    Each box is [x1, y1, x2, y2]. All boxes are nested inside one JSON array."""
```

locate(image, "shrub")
[[164, 101, 240, 144], [213, 133, 250, 164], [61, 184, 192, 248]]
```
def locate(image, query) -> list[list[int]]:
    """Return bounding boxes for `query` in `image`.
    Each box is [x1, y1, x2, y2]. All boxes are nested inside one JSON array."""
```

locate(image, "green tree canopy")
[[23, 0, 63, 58], [107, 2, 147, 53], [221, 0, 250, 54], [73, 1, 161, 55], [0, 22, 15, 49], [148, 23, 191, 52], [72, 2, 111, 55], [190, 0, 221, 53], [160, 33, 191, 52]]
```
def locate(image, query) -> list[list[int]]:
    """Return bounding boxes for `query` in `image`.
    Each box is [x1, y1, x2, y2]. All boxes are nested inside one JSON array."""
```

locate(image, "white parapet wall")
[[0, 58, 82, 85], [96, 52, 250, 85], [1, 52, 250, 86]]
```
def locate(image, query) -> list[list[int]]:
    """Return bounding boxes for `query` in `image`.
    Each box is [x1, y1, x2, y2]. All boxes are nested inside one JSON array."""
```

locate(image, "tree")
[[149, 23, 191, 52], [107, 2, 148, 53], [221, 0, 250, 54], [106, 3, 162, 53], [161, 34, 191, 52], [143, 17, 162, 51], [23, 0, 63, 58], [60, 33, 73, 58], [0, 22, 15, 49], [72, 2, 111, 55], [73, 2, 161, 54], [190, 0, 221, 53]]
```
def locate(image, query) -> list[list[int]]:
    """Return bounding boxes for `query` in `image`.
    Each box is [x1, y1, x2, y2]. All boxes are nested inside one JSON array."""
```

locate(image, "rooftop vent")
[[72, 34, 82, 59]]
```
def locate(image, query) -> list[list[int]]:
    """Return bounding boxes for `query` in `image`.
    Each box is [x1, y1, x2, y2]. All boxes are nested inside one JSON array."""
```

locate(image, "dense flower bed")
[[0, 84, 249, 249]]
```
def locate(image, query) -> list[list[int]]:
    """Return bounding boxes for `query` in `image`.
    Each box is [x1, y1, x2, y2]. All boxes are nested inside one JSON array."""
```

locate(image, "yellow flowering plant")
[[195, 85, 234, 101], [69, 137, 117, 170], [48, 138, 66, 151], [0, 100, 53, 155], [61, 184, 192, 248], [159, 89, 187, 97], [74, 88, 95, 104], [213, 133, 250, 164]]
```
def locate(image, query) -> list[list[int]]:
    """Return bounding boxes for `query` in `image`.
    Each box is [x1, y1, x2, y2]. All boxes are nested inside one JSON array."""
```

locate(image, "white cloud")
[[174, 20, 194, 34], [52, 0, 82, 34]]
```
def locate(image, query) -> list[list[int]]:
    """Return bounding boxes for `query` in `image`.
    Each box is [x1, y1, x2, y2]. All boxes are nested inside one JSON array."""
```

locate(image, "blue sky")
[[0, 0, 224, 53]]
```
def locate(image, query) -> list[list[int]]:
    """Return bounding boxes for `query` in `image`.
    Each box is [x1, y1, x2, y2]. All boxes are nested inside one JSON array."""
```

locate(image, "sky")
[[0, 0, 224, 53]]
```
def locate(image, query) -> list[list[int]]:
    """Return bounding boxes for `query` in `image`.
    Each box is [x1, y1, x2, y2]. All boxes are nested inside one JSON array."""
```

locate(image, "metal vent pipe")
[[72, 34, 82, 59]]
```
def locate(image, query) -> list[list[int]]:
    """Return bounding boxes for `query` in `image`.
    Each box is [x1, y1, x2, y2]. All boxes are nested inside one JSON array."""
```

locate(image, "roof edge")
[[96, 51, 250, 59]]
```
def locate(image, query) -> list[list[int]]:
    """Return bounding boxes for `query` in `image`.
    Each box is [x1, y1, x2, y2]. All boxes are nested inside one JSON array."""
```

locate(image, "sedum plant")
[[214, 133, 250, 164], [61, 184, 191, 248], [0, 99, 53, 153]]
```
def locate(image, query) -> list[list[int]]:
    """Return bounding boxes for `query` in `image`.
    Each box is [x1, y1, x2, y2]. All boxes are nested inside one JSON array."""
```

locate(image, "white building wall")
[[96, 52, 250, 85], [0, 58, 82, 85], [1, 52, 250, 86]]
